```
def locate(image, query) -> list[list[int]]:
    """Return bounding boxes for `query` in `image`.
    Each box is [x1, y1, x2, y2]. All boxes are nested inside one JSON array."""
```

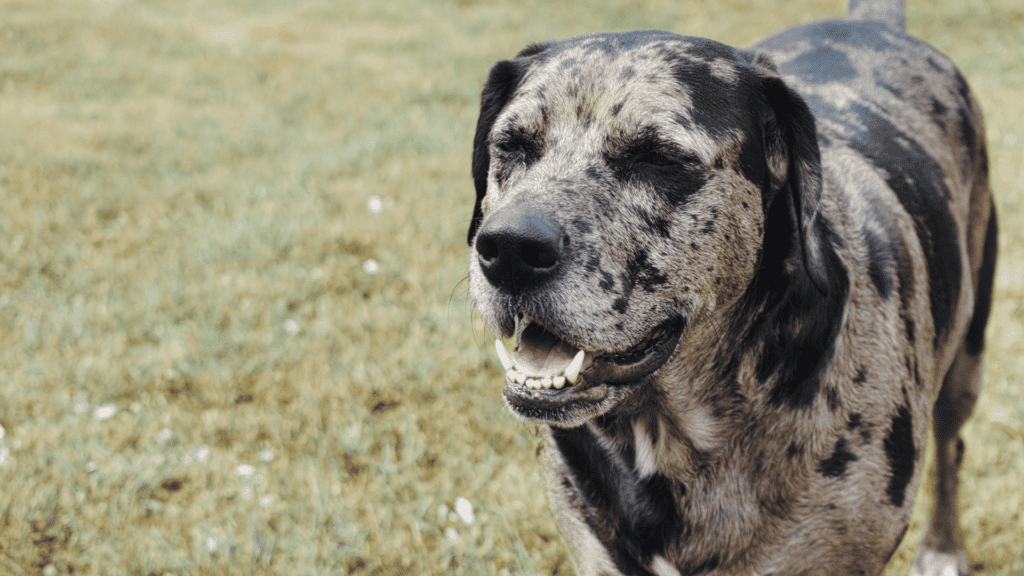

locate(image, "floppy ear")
[[756, 61, 832, 294], [468, 43, 549, 245]]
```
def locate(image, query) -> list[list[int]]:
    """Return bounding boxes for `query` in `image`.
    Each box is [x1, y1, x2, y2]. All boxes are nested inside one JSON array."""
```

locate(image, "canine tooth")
[[553, 375, 566, 389], [506, 369, 517, 382], [494, 340, 513, 371], [565, 350, 585, 384], [541, 377, 552, 389], [515, 372, 526, 385]]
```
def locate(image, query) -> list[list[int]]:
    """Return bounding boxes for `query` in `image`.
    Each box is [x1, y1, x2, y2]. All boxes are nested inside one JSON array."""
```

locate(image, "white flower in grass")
[[156, 428, 172, 444], [285, 319, 299, 334], [86, 461, 97, 473], [259, 450, 273, 463], [195, 445, 210, 462], [259, 495, 274, 507], [445, 527, 461, 544], [0, 447, 9, 466], [236, 464, 255, 478], [363, 259, 379, 274], [0, 423, 5, 441], [206, 535, 218, 551], [368, 195, 383, 213], [94, 404, 116, 420], [454, 497, 475, 525]]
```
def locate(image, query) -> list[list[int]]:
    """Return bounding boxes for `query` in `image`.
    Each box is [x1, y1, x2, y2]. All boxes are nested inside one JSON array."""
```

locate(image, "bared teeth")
[[494, 336, 587, 390], [494, 340, 513, 371], [564, 350, 585, 384]]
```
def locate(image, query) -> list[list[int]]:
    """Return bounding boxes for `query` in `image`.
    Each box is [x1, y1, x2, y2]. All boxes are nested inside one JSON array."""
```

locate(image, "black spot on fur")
[[847, 104, 962, 344], [898, 312, 915, 345], [787, 46, 857, 83], [847, 413, 862, 430], [575, 217, 594, 235], [864, 227, 898, 299], [930, 97, 948, 129], [551, 425, 686, 571], [638, 211, 672, 239], [819, 437, 858, 478], [671, 56, 739, 138], [787, 441, 803, 459], [825, 387, 838, 412], [853, 367, 867, 384], [825, 25, 849, 39], [965, 203, 997, 356], [953, 71, 977, 159], [673, 112, 692, 129], [624, 249, 668, 292], [599, 269, 616, 292], [611, 101, 625, 117], [884, 405, 915, 507], [613, 296, 629, 314]]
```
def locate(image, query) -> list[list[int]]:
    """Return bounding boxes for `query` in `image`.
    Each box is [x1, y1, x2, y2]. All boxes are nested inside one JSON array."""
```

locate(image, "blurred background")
[[0, 0, 1020, 574]]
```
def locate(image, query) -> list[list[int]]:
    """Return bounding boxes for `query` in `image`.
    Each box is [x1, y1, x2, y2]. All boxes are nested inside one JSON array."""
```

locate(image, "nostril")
[[521, 239, 560, 269], [477, 237, 499, 263]]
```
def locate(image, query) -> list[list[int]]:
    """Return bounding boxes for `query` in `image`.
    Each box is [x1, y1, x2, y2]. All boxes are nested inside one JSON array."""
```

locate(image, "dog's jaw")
[[495, 314, 687, 426]]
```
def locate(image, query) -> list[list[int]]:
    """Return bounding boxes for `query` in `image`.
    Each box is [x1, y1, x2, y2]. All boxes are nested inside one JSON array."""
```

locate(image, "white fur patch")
[[633, 420, 658, 478], [682, 405, 719, 452], [651, 555, 683, 576]]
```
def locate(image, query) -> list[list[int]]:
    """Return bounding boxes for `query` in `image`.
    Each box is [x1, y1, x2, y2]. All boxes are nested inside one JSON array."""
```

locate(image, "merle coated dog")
[[465, 0, 997, 573]]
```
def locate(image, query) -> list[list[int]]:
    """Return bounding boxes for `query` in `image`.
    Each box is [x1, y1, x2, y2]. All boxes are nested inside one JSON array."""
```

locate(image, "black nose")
[[475, 206, 565, 294]]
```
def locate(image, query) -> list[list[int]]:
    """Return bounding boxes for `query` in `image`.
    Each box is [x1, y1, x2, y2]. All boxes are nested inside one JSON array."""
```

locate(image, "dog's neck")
[[549, 313, 840, 570]]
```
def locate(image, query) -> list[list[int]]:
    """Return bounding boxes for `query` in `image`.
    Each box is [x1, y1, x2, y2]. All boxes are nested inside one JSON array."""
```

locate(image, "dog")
[[465, 0, 997, 573]]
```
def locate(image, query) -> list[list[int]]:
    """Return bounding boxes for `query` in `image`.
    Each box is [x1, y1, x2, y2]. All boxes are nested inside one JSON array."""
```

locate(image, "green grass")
[[0, 0, 1021, 574]]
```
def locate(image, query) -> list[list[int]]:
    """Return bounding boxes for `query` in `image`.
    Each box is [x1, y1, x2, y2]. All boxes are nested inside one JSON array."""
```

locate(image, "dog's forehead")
[[499, 30, 752, 155]]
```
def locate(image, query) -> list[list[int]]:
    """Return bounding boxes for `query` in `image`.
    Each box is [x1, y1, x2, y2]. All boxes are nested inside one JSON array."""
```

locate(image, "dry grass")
[[0, 0, 1020, 574]]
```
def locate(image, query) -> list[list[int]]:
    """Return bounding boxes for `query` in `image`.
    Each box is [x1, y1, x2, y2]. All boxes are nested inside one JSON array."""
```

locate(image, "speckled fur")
[[466, 4, 995, 576]]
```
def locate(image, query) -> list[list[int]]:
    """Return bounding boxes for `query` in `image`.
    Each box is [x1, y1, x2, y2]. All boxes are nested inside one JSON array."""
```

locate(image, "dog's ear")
[[754, 56, 832, 294], [468, 43, 549, 245]]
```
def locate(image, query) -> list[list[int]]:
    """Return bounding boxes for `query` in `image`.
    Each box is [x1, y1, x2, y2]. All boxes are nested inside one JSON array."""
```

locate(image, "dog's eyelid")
[[492, 128, 541, 156]]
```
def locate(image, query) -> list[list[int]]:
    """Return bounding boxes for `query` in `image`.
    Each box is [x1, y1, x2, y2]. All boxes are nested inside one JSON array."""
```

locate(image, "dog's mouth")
[[494, 314, 685, 423]]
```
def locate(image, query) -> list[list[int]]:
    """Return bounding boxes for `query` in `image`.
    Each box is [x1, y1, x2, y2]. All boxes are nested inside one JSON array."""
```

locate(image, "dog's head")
[[467, 31, 834, 426]]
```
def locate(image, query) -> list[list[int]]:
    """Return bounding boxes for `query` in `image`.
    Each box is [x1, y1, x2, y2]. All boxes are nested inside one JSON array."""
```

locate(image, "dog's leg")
[[911, 348, 980, 576], [912, 201, 996, 576]]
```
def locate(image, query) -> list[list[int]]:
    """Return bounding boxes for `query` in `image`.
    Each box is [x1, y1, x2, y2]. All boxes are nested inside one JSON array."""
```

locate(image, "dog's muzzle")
[[494, 315, 686, 422]]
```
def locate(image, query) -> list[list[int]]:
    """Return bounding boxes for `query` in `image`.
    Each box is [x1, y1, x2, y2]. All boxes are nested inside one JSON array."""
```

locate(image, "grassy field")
[[0, 0, 1021, 574]]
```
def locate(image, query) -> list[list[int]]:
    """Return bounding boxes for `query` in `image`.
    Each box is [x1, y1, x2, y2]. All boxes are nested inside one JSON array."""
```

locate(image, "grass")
[[0, 0, 1021, 574]]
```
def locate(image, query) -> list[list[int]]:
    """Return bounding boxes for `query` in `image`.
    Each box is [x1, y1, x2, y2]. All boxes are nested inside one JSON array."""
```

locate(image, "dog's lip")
[[499, 316, 685, 420]]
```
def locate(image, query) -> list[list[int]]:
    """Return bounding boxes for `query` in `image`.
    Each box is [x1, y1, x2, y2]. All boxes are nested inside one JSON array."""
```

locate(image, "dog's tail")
[[847, 0, 906, 30]]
